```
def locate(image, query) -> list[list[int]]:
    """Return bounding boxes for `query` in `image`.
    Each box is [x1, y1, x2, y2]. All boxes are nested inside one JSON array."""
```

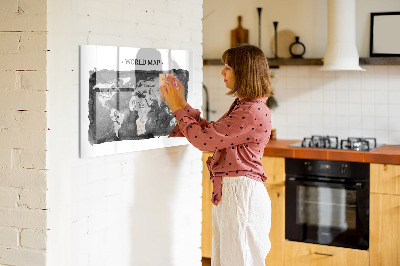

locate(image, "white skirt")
[[212, 176, 271, 266]]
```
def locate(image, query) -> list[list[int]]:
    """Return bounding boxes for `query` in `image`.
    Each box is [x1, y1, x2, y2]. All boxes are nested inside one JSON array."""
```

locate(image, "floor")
[[202, 257, 211, 266]]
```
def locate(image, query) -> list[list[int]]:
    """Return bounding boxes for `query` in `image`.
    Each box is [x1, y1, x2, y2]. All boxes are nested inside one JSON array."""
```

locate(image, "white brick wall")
[[0, 208, 46, 230], [47, 1, 203, 266], [0, 0, 48, 265], [0, 227, 19, 247], [3, 0, 204, 264], [0, 247, 46, 266], [0, 169, 47, 189], [21, 229, 47, 250], [0, 187, 19, 208]]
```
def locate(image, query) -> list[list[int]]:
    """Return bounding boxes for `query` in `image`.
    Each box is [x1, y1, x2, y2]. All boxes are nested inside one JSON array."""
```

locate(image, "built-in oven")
[[285, 158, 369, 250]]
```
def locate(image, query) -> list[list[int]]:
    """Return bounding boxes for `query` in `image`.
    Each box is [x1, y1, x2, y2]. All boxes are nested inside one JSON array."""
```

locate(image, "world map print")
[[88, 69, 188, 145]]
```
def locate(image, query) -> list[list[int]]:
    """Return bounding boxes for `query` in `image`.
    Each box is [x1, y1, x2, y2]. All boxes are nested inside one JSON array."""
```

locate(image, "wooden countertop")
[[263, 139, 400, 165]]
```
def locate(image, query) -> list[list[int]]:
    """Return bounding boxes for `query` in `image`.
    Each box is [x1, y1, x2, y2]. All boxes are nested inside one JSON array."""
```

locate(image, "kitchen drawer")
[[284, 241, 369, 266]]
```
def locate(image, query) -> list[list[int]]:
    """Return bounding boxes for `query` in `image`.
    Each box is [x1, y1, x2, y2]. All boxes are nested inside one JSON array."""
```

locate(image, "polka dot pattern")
[[169, 97, 272, 206]]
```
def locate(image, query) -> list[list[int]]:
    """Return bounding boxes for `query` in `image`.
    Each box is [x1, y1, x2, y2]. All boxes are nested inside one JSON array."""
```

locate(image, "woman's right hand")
[[160, 76, 186, 114], [167, 75, 187, 108]]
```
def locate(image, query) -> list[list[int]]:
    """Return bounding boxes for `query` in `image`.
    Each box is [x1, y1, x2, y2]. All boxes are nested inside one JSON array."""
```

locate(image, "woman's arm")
[[172, 106, 257, 152], [163, 78, 264, 151]]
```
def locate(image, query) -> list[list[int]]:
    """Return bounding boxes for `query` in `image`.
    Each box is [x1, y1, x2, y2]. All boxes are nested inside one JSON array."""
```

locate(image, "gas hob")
[[289, 135, 382, 151]]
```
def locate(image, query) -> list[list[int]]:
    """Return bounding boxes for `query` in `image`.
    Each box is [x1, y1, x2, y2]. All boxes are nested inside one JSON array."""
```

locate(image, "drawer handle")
[[314, 252, 335, 257]]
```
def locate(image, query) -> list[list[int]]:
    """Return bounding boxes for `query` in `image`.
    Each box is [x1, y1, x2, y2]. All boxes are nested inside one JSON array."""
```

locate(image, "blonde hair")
[[221, 44, 273, 99]]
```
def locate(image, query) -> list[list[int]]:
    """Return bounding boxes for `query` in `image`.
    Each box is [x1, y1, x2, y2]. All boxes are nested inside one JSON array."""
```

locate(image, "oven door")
[[285, 177, 369, 250]]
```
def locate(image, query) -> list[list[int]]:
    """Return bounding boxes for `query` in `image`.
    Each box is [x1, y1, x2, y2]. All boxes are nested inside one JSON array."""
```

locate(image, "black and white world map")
[[88, 69, 188, 145]]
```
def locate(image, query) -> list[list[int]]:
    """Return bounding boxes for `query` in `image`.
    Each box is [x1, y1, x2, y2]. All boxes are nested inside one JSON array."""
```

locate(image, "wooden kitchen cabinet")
[[261, 156, 285, 186], [284, 241, 369, 266], [262, 156, 285, 266], [202, 152, 213, 258], [201, 154, 286, 266], [370, 163, 400, 266], [370, 163, 400, 195], [370, 193, 400, 266], [264, 184, 285, 266]]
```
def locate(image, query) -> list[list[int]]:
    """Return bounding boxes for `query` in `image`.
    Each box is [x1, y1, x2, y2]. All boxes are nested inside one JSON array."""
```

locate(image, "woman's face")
[[220, 64, 235, 89]]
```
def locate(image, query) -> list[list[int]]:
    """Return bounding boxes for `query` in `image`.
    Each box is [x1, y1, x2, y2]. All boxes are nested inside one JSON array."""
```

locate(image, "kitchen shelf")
[[268, 58, 323, 67], [359, 57, 400, 65], [203, 58, 323, 68], [203, 57, 400, 67]]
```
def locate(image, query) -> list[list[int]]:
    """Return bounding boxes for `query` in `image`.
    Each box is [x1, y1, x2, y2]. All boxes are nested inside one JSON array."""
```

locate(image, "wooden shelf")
[[268, 58, 322, 67], [203, 57, 400, 67], [203, 58, 323, 67], [202, 59, 223, 66], [359, 57, 400, 65]]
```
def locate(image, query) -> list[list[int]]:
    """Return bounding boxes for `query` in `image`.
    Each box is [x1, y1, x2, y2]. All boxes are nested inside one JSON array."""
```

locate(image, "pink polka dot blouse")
[[169, 97, 272, 206]]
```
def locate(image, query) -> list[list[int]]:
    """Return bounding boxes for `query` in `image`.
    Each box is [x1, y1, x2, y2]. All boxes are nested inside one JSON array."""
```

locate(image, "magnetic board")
[[80, 45, 194, 157]]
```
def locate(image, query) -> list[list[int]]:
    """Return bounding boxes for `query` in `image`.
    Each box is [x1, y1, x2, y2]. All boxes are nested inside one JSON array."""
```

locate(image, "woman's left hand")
[[160, 76, 184, 113]]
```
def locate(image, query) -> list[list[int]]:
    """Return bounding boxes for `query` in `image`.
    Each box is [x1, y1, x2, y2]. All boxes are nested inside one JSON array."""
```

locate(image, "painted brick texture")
[[0, 227, 19, 247], [3, 0, 203, 265], [21, 229, 47, 250], [0, 0, 47, 265], [46, 0, 204, 265]]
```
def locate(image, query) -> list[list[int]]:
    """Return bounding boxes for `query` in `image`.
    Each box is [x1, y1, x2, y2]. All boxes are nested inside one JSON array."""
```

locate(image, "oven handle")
[[286, 177, 364, 189]]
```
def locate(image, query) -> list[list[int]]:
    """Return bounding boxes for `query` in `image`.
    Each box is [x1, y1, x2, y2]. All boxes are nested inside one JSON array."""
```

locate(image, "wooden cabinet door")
[[202, 152, 213, 258], [370, 163, 400, 195], [262, 156, 285, 186], [284, 241, 369, 266], [264, 184, 284, 266], [262, 156, 285, 265], [370, 193, 400, 266]]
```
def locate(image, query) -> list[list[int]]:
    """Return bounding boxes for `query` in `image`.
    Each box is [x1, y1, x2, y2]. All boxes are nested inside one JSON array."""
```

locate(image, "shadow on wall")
[[129, 145, 193, 265]]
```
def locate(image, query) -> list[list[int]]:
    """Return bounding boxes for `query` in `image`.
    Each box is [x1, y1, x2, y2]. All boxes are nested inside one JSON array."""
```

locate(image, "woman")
[[161, 44, 273, 266]]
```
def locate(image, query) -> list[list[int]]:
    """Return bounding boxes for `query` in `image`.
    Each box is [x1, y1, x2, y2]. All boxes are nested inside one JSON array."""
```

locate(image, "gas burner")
[[340, 137, 377, 151], [290, 136, 380, 151], [301, 135, 339, 149]]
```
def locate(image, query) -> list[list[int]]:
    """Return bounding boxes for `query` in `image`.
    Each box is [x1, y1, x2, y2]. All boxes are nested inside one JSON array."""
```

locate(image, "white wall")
[[203, 0, 326, 59], [46, 0, 203, 266], [204, 65, 400, 144], [0, 0, 48, 265], [203, 0, 400, 145], [203, 0, 400, 58], [271, 65, 400, 144]]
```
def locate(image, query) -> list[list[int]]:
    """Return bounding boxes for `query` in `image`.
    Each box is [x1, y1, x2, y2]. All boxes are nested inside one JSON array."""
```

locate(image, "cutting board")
[[231, 16, 249, 48]]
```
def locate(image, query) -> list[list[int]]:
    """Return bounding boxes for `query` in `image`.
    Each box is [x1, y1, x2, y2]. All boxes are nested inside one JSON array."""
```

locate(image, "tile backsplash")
[[203, 65, 400, 145]]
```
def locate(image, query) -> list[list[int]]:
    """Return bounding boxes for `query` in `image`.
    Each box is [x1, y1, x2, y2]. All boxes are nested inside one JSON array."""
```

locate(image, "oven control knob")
[[340, 164, 347, 174], [304, 161, 312, 171]]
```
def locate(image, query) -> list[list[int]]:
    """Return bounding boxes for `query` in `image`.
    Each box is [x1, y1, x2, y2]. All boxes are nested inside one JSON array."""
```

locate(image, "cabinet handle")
[[314, 252, 335, 257]]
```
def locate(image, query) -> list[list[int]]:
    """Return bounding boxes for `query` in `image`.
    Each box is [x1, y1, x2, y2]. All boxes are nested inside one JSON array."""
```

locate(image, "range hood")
[[320, 0, 365, 71]]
